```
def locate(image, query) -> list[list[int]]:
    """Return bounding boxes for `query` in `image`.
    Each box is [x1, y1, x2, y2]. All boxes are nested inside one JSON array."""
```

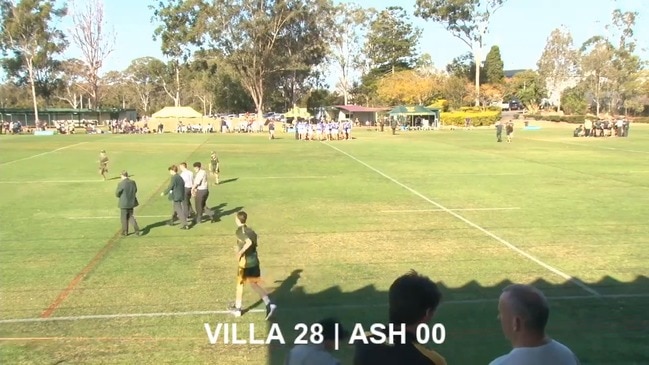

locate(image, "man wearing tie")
[[115, 171, 142, 236]]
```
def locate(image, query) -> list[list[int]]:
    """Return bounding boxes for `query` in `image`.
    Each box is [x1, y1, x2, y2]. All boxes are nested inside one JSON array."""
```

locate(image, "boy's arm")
[[236, 239, 253, 259]]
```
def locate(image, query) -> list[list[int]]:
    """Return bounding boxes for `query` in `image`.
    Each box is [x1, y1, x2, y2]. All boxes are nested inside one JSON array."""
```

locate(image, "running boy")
[[209, 151, 220, 185], [99, 150, 109, 180], [230, 211, 277, 320]]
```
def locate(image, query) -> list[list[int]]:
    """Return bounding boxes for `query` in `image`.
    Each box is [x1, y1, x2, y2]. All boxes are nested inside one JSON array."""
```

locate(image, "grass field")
[[0, 124, 648, 365]]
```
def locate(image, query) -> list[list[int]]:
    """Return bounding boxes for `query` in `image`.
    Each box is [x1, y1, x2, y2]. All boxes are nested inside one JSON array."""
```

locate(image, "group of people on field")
[[573, 118, 630, 138]]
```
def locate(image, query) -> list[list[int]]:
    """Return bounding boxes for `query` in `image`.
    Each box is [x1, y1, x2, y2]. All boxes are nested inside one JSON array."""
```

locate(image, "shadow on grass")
[[261, 274, 649, 365], [208, 203, 243, 224], [218, 178, 238, 185]]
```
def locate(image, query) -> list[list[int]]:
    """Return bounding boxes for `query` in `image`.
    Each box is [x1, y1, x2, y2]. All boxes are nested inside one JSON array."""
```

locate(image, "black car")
[[509, 101, 523, 111]]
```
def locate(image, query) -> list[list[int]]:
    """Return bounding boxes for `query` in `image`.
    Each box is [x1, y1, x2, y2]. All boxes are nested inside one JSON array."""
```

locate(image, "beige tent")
[[284, 107, 311, 119], [149, 106, 206, 132], [152, 106, 203, 119]]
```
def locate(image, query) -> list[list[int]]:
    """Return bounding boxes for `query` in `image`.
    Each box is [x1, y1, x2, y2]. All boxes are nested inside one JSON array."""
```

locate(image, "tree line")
[[0, 0, 647, 121]]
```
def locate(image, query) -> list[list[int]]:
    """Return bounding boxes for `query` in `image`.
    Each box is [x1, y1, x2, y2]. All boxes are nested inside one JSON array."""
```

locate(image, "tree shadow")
[[264, 274, 649, 365]]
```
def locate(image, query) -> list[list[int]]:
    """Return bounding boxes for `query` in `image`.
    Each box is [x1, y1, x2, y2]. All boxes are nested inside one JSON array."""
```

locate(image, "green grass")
[[0, 126, 648, 365]]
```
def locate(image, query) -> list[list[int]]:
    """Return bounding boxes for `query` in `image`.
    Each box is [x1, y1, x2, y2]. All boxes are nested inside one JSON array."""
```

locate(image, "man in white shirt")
[[490, 284, 580, 365], [179, 162, 196, 218], [191, 162, 214, 224]]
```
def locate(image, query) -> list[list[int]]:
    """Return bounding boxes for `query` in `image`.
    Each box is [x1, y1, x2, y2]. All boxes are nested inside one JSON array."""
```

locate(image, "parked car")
[[509, 100, 523, 111]]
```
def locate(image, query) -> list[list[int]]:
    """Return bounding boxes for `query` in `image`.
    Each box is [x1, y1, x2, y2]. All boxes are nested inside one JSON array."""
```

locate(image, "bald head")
[[501, 284, 549, 333]]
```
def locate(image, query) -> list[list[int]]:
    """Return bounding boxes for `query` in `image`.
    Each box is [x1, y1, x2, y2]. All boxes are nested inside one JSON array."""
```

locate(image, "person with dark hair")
[[490, 284, 580, 365], [286, 318, 350, 365], [354, 270, 446, 365], [162, 165, 189, 230], [115, 171, 142, 236], [228, 211, 276, 320]]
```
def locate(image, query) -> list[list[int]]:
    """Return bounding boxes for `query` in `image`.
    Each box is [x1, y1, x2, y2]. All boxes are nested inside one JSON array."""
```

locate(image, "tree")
[[415, 0, 506, 106], [330, 3, 372, 105], [150, 0, 199, 108], [101, 70, 131, 109], [376, 69, 442, 105], [484, 45, 504, 84], [560, 84, 588, 115], [606, 9, 643, 115], [478, 83, 504, 108], [56, 58, 86, 108], [151, 0, 334, 121], [580, 37, 614, 116], [505, 70, 546, 107], [124, 57, 166, 114], [537, 27, 579, 112], [443, 76, 470, 109], [187, 52, 219, 115], [365, 6, 421, 74], [0, 0, 67, 125], [70, 0, 115, 108]]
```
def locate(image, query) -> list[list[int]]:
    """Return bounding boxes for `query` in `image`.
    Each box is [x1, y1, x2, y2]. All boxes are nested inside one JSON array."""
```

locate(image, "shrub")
[[441, 110, 502, 126], [633, 117, 649, 124]]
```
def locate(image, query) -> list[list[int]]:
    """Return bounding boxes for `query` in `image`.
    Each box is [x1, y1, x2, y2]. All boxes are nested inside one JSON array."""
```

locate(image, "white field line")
[[524, 137, 649, 155], [424, 172, 524, 176], [0, 180, 103, 184], [0, 293, 645, 324], [0, 142, 88, 167], [243, 176, 329, 179], [323, 143, 601, 297], [381, 207, 520, 213], [66, 215, 168, 220]]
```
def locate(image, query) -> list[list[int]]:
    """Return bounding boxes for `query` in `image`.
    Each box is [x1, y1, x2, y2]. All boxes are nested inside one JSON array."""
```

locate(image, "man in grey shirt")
[[490, 284, 580, 365], [286, 318, 349, 365], [191, 162, 214, 224]]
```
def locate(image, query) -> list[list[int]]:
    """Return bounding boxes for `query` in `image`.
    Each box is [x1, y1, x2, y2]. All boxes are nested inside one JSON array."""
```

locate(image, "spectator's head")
[[179, 162, 187, 169], [236, 211, 247, 226], [193, 162, 201, 171], [498, 284, 549, 344], [388, 270, 442, 327], [317, 318, 350, 351], [168, 165, 178, 174], [120, 170, 129, 179]]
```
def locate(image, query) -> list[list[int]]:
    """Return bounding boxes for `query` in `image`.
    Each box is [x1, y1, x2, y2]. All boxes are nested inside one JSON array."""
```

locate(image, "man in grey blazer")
[[115, 171, 142, 236]]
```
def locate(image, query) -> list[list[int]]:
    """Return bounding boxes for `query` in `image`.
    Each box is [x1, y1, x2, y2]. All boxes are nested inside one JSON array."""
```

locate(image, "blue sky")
[[6, 0, 649, 88]]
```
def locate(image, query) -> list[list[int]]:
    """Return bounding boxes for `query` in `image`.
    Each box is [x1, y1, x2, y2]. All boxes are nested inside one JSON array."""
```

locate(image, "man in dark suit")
[[115, 171, 142, 236], [162, 165, 189, 230]]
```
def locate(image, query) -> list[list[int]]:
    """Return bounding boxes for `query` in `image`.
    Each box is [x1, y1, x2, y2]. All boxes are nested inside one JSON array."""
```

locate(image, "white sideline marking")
[[426, 172, 524, 176], [525, 138, 649, 155], [66, 215, 168, 220], [0, 142, 88, 167], [381, 207, 520, 213], [324, 143, 601, 297], [0, 180, 103, 184], [245, 176, 328, 179], [0, 293, 645, 324]]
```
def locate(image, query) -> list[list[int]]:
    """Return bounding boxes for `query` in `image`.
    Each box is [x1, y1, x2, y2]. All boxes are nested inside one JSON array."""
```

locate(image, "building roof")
[[334, 105, 390, 112]]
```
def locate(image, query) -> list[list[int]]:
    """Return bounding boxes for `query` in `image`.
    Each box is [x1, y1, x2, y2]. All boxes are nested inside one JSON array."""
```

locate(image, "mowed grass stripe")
[[323, 141, 601, 297], [1, 130, 647, 365], [39, 135, 216, 318]]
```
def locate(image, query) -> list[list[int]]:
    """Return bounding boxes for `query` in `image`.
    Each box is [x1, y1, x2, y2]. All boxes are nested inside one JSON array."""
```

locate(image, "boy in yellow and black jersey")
[[229, 211, 276, 320]]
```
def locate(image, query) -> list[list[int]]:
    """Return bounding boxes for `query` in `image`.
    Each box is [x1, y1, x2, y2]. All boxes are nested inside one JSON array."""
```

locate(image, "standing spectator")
[[489, 284, 580, 365]]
